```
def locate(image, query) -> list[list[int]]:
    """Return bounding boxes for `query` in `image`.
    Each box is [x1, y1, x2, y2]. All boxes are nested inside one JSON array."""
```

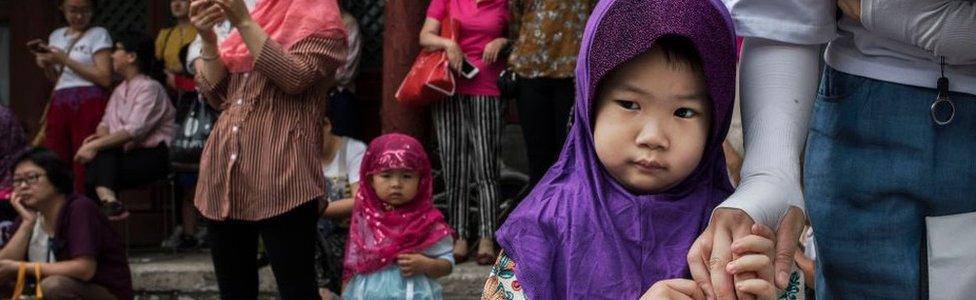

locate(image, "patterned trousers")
[[433, 94, 504, 239]]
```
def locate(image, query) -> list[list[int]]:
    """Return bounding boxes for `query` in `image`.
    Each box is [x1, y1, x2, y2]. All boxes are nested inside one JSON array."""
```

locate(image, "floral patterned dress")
[[482, 251, 526, 300]]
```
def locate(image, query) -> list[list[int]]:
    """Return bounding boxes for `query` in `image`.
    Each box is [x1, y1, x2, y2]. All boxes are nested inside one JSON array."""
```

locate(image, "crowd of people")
[[1, 0, 974, 299]]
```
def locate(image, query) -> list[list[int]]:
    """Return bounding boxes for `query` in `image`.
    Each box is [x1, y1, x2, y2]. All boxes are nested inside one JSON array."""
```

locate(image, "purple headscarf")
[[1, 106, 27, 189], [495, 0, 737, 298]]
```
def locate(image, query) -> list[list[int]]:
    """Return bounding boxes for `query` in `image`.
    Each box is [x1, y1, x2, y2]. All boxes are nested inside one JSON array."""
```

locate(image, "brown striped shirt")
[[194, 37, 347, 221]]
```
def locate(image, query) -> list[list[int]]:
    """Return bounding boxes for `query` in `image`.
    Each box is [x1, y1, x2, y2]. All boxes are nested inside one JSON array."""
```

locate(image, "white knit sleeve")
[[716, 37, 821, 230]]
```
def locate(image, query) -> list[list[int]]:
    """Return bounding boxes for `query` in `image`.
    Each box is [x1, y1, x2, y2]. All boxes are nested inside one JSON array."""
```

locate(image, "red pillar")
[[381, 0, 429, 140]]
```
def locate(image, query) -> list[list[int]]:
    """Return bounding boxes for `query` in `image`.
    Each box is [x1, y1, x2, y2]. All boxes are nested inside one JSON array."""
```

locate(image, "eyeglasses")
[[11, 172, 46, 187]]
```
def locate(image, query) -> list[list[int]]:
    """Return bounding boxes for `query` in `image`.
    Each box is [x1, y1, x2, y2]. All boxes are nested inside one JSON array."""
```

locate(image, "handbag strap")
[[10, 263, 27, 299], [55, 27, 93, 78], [34, 263, 43, 299]]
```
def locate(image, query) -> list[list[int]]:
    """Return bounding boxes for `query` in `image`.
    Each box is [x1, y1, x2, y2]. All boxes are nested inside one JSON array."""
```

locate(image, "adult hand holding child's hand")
[[687, 208, 754, 299], [726, 224, 778, 300], [649, 223, 780, 300], [688, 207, 805, 300]]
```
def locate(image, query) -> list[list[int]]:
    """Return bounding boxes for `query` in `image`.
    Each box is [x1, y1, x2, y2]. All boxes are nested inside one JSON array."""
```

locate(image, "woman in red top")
[[419, 0, 508, 264]]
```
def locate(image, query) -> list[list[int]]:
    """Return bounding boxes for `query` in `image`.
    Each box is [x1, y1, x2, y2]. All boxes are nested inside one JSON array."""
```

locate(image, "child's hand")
[[794, 250, 815, 288], [641, 279, 705, 300], [727, 223, 777, 300], [397, 253, 430, 277]]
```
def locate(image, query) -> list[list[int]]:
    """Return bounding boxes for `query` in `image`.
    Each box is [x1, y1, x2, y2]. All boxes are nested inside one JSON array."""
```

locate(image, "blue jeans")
[[804, 66, 976, 298]]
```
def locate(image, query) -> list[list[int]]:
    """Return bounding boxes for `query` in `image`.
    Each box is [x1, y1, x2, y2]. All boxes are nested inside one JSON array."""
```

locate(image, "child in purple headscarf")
[[481, 0, 801, 299]]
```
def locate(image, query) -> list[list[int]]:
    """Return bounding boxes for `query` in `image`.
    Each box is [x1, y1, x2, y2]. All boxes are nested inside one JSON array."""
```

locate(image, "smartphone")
[[460, 59, 480, 79], [27, 40, 49, 54]]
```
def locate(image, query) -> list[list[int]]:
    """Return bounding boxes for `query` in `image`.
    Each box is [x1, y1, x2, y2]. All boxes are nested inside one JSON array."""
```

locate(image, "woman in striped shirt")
[[188, 0, 346, 298]]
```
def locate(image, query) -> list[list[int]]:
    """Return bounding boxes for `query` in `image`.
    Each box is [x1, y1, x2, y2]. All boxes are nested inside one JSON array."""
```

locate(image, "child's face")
[[370, 169, 420, 207], [593, 47, 711, 194]]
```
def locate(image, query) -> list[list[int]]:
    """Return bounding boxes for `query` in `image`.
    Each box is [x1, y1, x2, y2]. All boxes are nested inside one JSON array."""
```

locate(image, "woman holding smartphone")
[[30, 0, 112, 196], [188, 0, 346, 298], [419, 0, 509, 265]]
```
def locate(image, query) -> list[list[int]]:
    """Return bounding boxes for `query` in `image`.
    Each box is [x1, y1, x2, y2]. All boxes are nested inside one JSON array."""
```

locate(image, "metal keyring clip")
[[932, 57, 954, 126], [931, 97, 955, 126]]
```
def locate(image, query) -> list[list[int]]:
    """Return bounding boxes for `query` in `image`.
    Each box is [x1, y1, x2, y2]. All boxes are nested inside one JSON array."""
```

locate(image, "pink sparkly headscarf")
[[342, 133, 454, 281]]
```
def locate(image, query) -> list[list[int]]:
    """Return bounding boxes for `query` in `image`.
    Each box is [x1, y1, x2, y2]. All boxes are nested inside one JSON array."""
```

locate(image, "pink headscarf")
[[219, 0, 346, 73], [342, 134, 454, 281]]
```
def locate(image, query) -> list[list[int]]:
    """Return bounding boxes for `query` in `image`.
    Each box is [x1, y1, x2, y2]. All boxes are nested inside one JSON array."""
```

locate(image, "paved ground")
[[129, 251, 492, 299]]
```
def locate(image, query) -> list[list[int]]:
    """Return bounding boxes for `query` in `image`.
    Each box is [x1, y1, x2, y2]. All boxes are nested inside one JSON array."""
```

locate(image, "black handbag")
[[170, 95, 217, 165], [497, 67, 519, 100]]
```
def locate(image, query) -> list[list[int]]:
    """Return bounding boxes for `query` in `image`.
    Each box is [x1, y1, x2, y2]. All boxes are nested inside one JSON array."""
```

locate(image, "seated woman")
[[314, 116, 366, 299], [4, 148, 132, 299], [75, 31, 176, 220]]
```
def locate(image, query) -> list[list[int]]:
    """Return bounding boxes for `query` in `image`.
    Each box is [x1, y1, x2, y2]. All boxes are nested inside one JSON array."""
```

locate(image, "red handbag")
[[395, 18, 460, 107]]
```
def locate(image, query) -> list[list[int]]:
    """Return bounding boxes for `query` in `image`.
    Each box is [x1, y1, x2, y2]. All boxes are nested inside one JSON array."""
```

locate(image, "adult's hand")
[[482, 38, 508, 64], [688, 207, 807, 299], [47, 47, 69, 65], [35, 50, 58, 67], [212, 0, 253, 28], [82, 133, 103, 145], [34, 51, 56, 68], [444, 41, 464, 72], [9, 191, 37, 224], [189, 0, 223, 43], [74, 144, 98, 165], [687, 208, 754, 300], [770, 206, 805, 288]]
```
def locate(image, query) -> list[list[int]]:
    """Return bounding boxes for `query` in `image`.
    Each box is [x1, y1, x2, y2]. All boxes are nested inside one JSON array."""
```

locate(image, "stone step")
[[129, 251, 491, 299]]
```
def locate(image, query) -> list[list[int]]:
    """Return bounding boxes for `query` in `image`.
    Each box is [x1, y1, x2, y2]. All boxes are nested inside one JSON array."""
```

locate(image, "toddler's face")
[[593, 47, 711, 194], [370, 169, 420, 207]]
